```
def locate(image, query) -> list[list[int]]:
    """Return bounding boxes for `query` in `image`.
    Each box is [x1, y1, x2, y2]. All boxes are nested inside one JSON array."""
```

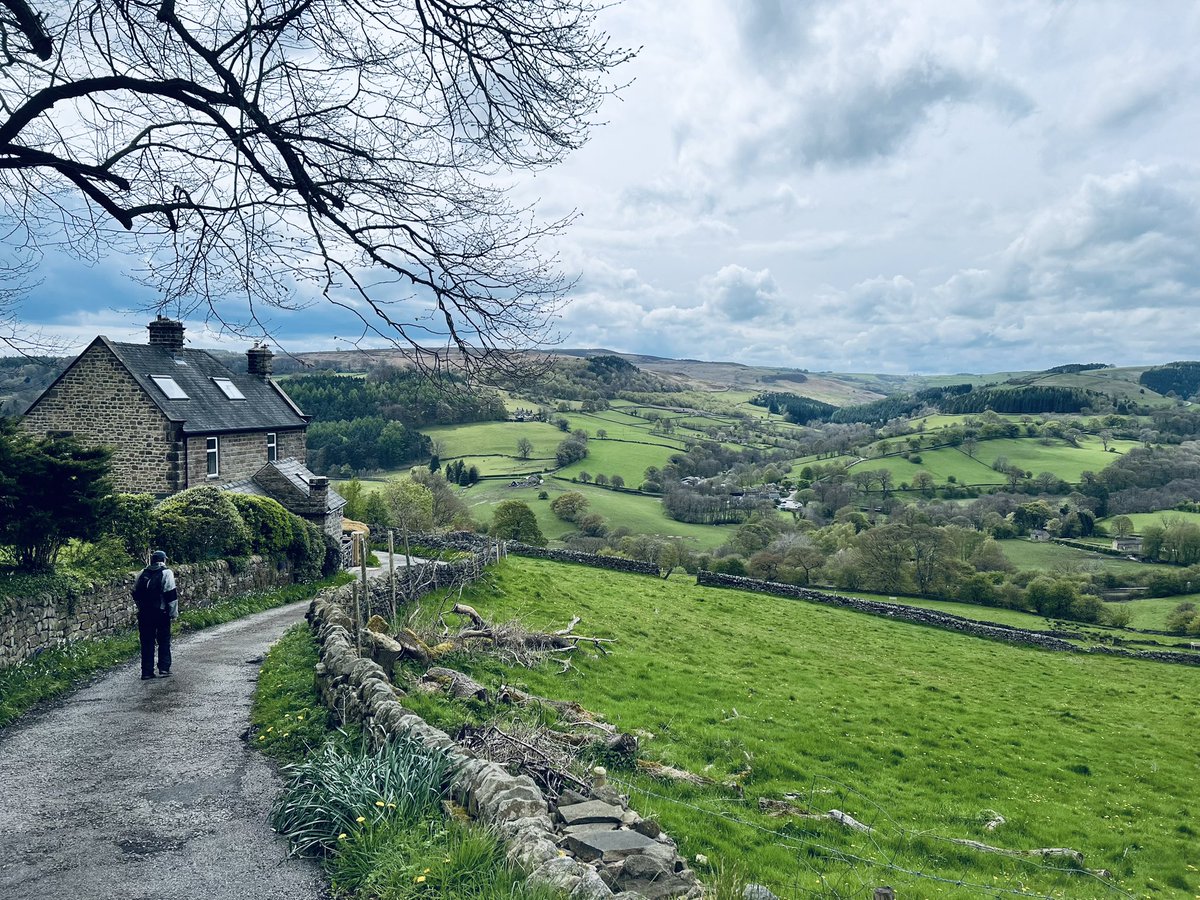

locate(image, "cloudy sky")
[[17, 0, 1200, 373]]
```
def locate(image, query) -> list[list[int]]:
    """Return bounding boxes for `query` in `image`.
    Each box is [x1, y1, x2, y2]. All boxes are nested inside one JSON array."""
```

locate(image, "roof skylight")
[[150, 375, 189, 399], [213, 377, 246, 400]]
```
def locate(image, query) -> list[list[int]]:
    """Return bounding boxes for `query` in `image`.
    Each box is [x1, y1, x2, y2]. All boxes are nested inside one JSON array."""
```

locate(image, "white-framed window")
[[266, 432, 277, 462], [212, 377, 246, 400], [150, 375, 188, 399], [206, 436, 219, 477]]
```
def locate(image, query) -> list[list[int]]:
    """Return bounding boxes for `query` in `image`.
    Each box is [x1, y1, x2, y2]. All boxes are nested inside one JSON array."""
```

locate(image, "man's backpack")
[[132, 568, 165, 612]]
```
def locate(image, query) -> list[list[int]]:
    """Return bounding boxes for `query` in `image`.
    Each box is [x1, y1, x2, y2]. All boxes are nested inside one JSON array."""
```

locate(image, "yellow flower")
[[375, 800, 385, 807], [423, 868, 431, 874], [415, 875, 426, 884], [257, 735, 265, 741], [338, 833, 348, 840], [296, 715, 303, 721], [443, 858, 451, 863], [356, 816, 366, 823], [266, 726, 273, 733]]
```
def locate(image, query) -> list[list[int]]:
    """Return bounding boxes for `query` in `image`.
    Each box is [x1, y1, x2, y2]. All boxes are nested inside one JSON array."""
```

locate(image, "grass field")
[[412, 557, 1200, 899], [852, 447, 1003, 486], [423, 421, 565, 462], [998, 539, 1152, 576], [556, 439, 678, 485], [1103, 511, 1200, 533], [462, 480, 739, 551], [973, 435, 1139, 481]]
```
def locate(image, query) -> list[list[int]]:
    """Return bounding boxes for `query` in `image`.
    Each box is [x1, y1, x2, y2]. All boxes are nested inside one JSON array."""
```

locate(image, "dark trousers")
[[137, 607, 172, 675]]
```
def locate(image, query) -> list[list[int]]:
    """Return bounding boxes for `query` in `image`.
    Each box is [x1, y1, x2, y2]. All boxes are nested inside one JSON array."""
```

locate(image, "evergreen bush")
[[152, 486, 252, 562]]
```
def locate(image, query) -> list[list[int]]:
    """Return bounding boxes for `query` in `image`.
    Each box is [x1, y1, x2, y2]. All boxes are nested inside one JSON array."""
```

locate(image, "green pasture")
[[845, 588, 1183, 634], [463, 480, 738, 551], [414, 557, 1199, 899], [1104, 510, 1200, 533], [851, 446, 1002, 486], [423, 421, 565, 458], [1112, 594, 1200, 631], [556, 440, 678, 486], [997, 539, 1151, 576], [568, 412, 688, 449], [973, 435, 1137, 481]]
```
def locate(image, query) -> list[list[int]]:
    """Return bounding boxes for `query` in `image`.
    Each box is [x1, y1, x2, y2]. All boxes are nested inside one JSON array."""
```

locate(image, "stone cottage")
[[19, 316, 344, 537]]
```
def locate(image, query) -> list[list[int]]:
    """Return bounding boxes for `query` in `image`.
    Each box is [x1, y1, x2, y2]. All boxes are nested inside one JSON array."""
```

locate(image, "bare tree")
[[0, 1, 632, 374]]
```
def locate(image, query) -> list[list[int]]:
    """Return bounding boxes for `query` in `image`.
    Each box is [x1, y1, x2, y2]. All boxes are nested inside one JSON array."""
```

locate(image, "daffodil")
[[415, 875, 426, 884], [375, 800, 385, 807], [338, 833, 348, 840], [356, 816, 366, 823]]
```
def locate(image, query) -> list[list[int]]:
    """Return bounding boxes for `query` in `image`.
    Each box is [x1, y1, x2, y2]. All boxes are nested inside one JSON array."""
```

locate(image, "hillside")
[[407, 556, 1200, 899]]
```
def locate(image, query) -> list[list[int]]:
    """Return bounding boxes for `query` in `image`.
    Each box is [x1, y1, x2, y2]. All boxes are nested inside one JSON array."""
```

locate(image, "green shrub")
[[106, 493, 156, 558], [152, 486, 252, 562], [57, 535, 136, 581], [228, 493, 297, 554]]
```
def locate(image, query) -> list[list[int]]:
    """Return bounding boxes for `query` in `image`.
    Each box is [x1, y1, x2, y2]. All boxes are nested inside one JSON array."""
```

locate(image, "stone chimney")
[[147, 315, 185, 350], [307, 476, 328, 512], [247, 342, 273, 378]]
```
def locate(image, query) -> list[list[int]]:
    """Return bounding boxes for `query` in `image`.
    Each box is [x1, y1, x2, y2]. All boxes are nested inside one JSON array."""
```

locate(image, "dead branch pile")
[[456, 722, 592, 800]]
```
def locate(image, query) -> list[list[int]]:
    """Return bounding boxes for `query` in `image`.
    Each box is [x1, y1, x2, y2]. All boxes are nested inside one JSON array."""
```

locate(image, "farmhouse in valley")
[[19, 316, 344, 537]]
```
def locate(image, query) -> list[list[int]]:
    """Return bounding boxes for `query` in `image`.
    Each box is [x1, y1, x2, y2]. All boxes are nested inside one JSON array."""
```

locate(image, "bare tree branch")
[[0, 1, 633, 377]]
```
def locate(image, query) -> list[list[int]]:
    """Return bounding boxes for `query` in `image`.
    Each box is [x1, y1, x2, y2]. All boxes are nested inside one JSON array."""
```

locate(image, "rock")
[[529, 857, 587, 894], [632, 818, 662, 839], [559, 789, 590, 806], [571, 867, 614, 900], [743, 885, 781, 900], [613, 854, 698, 900], [562, 823, 618, 837], [366, 614, 390, 633], [565, 829, 660, 863], [558, 800, 626, 826]]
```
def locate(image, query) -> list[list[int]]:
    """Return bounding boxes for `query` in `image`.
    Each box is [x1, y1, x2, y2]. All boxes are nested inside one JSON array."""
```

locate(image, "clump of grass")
[[271, 736, 451, 859]]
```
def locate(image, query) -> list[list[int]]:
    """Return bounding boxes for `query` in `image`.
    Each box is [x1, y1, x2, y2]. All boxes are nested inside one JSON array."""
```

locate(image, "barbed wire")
[[611, 774, 1135, 900]]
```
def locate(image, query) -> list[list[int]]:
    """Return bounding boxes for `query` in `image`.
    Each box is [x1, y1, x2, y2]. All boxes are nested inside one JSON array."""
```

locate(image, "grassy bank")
[[0, 573, 349, 730], [252, 623, 558, 900], [408, 557, 1200, 899]]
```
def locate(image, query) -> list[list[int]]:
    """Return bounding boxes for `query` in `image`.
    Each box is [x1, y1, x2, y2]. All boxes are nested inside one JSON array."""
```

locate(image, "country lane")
[[0, 601, 328, 900]]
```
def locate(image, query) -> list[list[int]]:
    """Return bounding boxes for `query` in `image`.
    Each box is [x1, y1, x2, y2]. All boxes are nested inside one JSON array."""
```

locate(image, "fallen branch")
[[421, 666, 490, 702], [636, 759, 714, 786], [947, 839, 1085, 867], [757, 798, 872, 832]]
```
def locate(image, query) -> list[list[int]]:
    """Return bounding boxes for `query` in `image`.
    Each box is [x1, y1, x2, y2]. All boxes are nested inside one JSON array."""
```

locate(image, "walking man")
[[132, 550, 178, 680]]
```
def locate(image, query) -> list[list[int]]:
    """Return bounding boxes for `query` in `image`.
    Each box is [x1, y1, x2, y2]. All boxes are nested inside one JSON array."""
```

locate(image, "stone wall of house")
[[308, 586, 703, 899], [0, 557, 293, 669], [184, 428, 306, 488], [19, 342, 182, 495]]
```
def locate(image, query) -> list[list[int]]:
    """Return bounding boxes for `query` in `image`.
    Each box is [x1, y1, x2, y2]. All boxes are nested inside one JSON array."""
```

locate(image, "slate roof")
[[100, 337, 307, 434], [221, 458, 346, 514]]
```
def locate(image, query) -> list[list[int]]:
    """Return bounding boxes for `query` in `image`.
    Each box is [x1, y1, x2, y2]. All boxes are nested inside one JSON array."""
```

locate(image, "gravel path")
[[0, 602, 328, 900]]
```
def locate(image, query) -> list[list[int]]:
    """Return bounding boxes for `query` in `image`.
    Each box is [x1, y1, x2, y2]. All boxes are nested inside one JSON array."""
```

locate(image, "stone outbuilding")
[[19, 316, 343, 537]]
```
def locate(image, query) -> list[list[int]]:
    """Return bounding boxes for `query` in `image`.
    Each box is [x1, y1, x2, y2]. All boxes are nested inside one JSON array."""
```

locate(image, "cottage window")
[[266, 432, 277, 462], [206, 437, 219, 477], [150, 375, 188, 399], [212, 377, 246, 400]]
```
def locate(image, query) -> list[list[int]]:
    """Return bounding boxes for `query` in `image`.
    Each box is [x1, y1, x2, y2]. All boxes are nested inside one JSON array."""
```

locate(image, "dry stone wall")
[[308, 586, 703, 899], [696, 571, 1200, 667], [0, 557, 293, 668]]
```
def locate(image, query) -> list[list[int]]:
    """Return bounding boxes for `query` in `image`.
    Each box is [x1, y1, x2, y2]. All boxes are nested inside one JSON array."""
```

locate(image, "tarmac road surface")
[[0, 602, 328, 900]]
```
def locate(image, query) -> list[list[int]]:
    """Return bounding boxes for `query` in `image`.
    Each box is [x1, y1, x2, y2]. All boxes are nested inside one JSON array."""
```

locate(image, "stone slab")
[[557, 800, 625, 826], [564, 828, 659, 862]]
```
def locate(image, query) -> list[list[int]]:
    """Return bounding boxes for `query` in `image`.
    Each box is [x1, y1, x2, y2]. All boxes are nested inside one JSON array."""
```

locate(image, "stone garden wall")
[[0, 557, 293, 669], [307, 584, 703, 899]]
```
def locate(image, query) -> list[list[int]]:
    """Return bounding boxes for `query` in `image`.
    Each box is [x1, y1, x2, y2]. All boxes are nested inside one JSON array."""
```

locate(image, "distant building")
[[1029, 528, 1051, 542], [1112, 537, 1143, 554], [20, 316, 344, 537]]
